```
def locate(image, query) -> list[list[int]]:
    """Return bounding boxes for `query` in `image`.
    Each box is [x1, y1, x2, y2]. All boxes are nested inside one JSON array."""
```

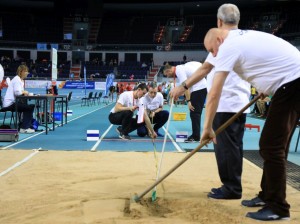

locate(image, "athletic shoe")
[[116, 126, 123, 135], [184, 135, 200, 143], [19, 128, 35, 134], [241, 196, 266, 207], [119, 134, 131, 140], [208, 188, 241, 199], [246, 207, 290, 221], [155, 130, 164, 137], [211, 187, 221, 194]]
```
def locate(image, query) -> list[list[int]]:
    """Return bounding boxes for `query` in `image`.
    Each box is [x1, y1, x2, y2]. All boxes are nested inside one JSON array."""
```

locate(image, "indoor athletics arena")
[[0, 1, 299, 223]]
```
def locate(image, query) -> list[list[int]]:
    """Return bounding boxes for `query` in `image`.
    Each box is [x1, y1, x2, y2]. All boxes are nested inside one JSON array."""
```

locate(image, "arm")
[[201, 71, 228, 144], [150, 106, 163, 118], [184, 89, 194, 111], [144, 110, 157, 138], [170, 62, 213, 99], [114, 102, 138, 113]]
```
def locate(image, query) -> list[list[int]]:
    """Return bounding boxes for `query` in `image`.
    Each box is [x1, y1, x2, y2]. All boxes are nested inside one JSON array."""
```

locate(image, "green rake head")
[[151, 189, 157, 202]]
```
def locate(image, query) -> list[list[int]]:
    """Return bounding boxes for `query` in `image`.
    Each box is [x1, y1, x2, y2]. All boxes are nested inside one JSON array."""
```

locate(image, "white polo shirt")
[[215, 29, 300, 95], [140, 92, 164, 111], [3, 75, 24, 108], [110, 91, 139, 113], [175, 61, 207, 93]]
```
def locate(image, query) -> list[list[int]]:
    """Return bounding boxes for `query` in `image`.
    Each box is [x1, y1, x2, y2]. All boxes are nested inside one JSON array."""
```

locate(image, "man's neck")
[[222, 25, 238, 30], [133, 90, 138, 99]]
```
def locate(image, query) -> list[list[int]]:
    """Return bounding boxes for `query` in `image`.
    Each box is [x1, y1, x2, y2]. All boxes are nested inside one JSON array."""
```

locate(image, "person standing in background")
[[163, 61, 207, 143]]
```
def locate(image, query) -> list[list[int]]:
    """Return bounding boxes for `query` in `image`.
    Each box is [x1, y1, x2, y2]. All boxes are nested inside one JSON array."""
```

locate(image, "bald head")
[[204, 28, 229, 57]]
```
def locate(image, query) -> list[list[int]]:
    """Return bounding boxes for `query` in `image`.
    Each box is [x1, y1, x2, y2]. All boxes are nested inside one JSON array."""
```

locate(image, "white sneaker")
[[19, 128, 35, 134]]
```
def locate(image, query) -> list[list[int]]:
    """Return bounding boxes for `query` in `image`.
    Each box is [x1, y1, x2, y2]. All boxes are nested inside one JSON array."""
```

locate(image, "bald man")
[[202, 27, 300, 221]]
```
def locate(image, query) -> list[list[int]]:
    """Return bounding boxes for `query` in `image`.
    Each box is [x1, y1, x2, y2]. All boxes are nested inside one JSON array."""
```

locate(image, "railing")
[[0, 40, 205, 51], [0, 33, 299, 51]]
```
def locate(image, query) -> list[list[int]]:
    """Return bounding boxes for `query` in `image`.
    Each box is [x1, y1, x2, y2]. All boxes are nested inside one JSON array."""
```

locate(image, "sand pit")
[[0, 150, 299, 223]]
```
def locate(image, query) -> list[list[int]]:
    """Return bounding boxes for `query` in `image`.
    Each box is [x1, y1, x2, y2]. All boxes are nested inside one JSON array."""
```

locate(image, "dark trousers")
[[190, 88, 207, 139], [137, 110, 169, 137], [258, 77, 300, 217], [7, 102, 34, 129], [213, 113, 246, 197], [108, 111, 144, 135]]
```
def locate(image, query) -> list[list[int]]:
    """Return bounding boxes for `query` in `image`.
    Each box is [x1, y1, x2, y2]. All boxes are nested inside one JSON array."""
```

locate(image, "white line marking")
[[2, 103, 112, 149], [2, 132, 45, 149], [0, 150, 39, 177], [162, 126, 184, 152], [90, 124, 113, 152]]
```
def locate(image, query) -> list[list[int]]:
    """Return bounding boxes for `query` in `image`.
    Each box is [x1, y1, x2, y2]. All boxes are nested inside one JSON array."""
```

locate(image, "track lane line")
[[2, 103, 112, 149], [162, 126, 184, 152], [90, 124, 113, 152], [0, 149, 40, 177]]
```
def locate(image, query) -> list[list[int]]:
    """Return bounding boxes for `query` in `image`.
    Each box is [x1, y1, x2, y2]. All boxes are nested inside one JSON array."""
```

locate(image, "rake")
[[151, 98, 174, 201], [133, 94, 262, 202]]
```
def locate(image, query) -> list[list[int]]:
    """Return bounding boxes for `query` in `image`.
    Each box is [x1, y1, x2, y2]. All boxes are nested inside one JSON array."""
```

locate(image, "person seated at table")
[[3, 64, 35, 134]]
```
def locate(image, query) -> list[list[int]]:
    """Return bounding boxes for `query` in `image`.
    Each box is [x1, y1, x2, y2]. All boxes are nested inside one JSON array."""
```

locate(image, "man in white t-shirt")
[[170, 3, 250, 202], [108, 82, 157, 140], [163, 61, 207, 142], [137, 82, 169, 137], [202, 27, 300, 221]]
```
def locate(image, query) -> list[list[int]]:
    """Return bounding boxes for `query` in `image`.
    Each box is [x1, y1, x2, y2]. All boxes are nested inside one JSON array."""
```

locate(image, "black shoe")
[[155, 130, 164, 137], [119, 134, 131, 140], [246, 207, 290, 221], [241, 196, 266, 207], [211, 187, 221, 194], [184, 135, 200, 143], [207, 188, 241, 200], [116, 126, 123, 135]]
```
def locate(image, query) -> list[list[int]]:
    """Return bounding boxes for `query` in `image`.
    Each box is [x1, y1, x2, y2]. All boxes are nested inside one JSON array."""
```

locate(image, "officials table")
[[15, 94, 68, 134]]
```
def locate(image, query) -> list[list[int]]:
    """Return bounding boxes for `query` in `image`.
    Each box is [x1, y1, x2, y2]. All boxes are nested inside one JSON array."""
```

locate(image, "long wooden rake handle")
[[133, 94, 262, 202]]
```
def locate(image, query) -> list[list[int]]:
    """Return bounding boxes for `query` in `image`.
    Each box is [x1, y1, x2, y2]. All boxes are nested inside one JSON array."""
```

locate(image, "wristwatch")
[[181, 81, 188, 90]]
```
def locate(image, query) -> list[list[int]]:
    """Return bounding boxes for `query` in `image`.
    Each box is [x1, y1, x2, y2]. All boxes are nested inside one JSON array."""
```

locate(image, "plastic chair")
[[97, 92, 102, 105], [0, 91, 17, 128], [56, 91, 72, 111], [91, 92, 98, 105], [81, 92, 93, 106]]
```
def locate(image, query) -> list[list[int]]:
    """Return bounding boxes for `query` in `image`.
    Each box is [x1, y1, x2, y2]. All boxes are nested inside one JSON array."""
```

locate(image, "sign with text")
[[63, 81, 95, 89]]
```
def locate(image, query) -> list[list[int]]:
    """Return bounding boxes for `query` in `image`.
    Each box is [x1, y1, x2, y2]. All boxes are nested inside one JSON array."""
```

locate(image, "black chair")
[[0, 91, 17, 128], [91, 92, 98, 105], [56, 91, 72, 111], [97, 92, 103, 105], [81, 92, 93, 106]]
